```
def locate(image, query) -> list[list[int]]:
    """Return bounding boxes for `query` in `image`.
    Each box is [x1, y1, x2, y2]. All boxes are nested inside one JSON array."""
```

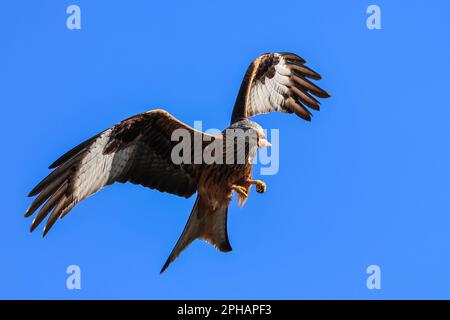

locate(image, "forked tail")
[[160, 195, 232, 273]]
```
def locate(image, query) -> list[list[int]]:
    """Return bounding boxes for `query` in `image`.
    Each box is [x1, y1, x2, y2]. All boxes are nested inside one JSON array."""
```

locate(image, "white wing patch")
[[73, 130, 135, 203], [247, 55, 292, 117], [274, 60, 291, 76]]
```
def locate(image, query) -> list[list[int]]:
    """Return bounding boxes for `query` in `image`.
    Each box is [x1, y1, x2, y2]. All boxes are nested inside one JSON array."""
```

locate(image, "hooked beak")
[[258, 138, 272, 148]]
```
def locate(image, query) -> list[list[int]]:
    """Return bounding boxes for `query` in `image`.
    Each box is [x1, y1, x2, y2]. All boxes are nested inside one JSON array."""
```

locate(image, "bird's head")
[[227, 119, 271, 148]]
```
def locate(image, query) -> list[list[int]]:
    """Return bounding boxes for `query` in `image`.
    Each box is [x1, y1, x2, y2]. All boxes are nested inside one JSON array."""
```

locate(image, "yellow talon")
[[232, 185, 248, 198], [254, 180, 266, 193]]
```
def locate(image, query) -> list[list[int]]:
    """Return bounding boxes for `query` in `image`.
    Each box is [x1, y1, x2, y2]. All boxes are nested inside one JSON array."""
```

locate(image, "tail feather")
[[160, 196, 232, 273]]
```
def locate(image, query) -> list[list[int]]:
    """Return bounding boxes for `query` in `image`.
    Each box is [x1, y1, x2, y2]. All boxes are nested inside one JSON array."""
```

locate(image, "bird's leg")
[[248, 179, 267, 193], [231, 185, 248, 199]]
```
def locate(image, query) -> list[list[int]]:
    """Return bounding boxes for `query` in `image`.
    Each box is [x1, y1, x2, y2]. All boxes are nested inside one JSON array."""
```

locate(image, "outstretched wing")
[[25, 109, 213, 236], [230, 52, 331, 124]]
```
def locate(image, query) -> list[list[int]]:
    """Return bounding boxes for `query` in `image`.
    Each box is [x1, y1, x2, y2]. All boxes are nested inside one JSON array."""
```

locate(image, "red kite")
[[25, 52, 330, 272]]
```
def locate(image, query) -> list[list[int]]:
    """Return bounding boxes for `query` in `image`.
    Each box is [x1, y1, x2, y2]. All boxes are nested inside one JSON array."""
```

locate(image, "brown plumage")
[[231, 52, 330, 123], [26, 52, 330, 272]]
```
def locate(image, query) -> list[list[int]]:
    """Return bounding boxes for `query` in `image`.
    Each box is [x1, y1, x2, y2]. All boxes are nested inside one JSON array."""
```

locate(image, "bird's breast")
[[198, 162, 252, 208]]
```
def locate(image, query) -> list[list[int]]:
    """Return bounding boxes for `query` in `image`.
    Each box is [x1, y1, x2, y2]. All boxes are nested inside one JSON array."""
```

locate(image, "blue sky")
[[1, 0, 450, 299]]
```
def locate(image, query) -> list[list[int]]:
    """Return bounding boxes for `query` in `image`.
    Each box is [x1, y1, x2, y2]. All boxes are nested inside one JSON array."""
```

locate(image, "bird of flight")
[[25, 52, 330, 273]]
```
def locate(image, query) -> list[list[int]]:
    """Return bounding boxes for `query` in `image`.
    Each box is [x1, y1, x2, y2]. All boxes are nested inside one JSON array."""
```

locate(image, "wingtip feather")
[[42, 227, 50, 238], [24, 207, 33, 218], [30, 219, 39, 233]]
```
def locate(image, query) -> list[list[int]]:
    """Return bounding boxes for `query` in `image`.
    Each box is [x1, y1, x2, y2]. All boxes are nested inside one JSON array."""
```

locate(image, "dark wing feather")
[[25, 109, 213, 236], [230, 52, 330, 124]]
